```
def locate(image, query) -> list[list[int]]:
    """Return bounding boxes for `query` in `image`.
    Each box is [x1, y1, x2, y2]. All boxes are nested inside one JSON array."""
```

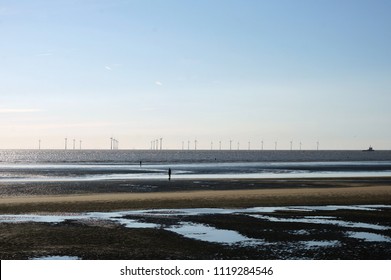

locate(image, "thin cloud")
[[0, 108, 41, 113], [155, 81, 163, 86], [0, 121, 119, 130], [40, 122, 115, 129], [104, 64, 122, 71]]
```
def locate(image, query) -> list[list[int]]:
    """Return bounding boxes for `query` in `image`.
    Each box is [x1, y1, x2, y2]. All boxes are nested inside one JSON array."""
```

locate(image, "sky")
[[0, 0, 390, 150]]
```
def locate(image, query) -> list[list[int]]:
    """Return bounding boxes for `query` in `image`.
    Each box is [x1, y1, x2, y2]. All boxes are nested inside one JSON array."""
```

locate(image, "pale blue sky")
[[1, 0, 390, 149]]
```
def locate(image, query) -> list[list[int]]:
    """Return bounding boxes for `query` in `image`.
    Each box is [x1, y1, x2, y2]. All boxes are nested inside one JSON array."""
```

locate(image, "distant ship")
[[362, 146, 374, 152]]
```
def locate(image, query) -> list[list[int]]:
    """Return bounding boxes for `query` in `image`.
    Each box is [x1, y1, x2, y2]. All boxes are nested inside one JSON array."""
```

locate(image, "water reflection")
[[1, 161, 391, 182], [0, 205, 390, 246]]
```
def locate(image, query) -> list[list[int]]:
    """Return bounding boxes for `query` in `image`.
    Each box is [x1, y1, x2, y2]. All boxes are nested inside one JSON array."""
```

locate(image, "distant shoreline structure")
[[362, 146, 375, 152]]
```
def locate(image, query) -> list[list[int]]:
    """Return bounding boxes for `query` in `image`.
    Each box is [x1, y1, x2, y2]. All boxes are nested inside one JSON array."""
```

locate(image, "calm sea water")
[[1, 150, 391, 181], [1, 149, 391, 163]]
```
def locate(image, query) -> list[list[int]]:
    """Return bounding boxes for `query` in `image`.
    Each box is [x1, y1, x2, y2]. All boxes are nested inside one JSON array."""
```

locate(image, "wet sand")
[[1, 177, 390, 260], [0, 177, 390, 213]]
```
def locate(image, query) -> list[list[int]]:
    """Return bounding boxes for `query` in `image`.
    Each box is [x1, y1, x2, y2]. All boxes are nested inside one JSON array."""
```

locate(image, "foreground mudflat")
[[0, 205, 390, 260]]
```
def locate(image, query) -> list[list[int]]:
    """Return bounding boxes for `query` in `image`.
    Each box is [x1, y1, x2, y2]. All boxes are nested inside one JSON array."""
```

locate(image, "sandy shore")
[[0, 180, 390, 213], [1, 177, 390, 260]]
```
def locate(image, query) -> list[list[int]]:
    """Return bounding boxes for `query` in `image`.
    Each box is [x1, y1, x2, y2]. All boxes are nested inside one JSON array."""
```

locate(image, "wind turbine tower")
[[112, 138, 118, 150], [65, 138, 67, 150]]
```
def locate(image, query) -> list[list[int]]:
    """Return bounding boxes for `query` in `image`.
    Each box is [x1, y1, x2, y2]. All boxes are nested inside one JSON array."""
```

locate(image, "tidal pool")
[[1, 205, 390, 247]]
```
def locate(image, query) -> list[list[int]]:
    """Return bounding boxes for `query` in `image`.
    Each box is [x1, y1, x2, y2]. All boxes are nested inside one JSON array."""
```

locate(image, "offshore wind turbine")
[[73, 139, 75, 150], [261, 140, 264, 150], [112, 138, 118, 150], [111, 138, 117, 150], [65, 138, 67, 150], [229, 140, 232, 150], [38, 139, 41, 150], [160, 138, 163, 150]]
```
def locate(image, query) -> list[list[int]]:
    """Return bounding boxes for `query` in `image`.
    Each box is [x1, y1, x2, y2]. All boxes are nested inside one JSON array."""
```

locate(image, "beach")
[[0, 176, 390, 260], [0, 177, 391, 213]]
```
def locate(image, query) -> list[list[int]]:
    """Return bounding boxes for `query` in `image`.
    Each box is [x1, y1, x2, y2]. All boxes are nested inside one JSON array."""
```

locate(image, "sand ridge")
[[1, 185, 390, 213]]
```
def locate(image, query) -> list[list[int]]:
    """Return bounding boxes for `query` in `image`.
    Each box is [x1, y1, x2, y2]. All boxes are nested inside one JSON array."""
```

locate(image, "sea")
[[1, 149, 391, 181]]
